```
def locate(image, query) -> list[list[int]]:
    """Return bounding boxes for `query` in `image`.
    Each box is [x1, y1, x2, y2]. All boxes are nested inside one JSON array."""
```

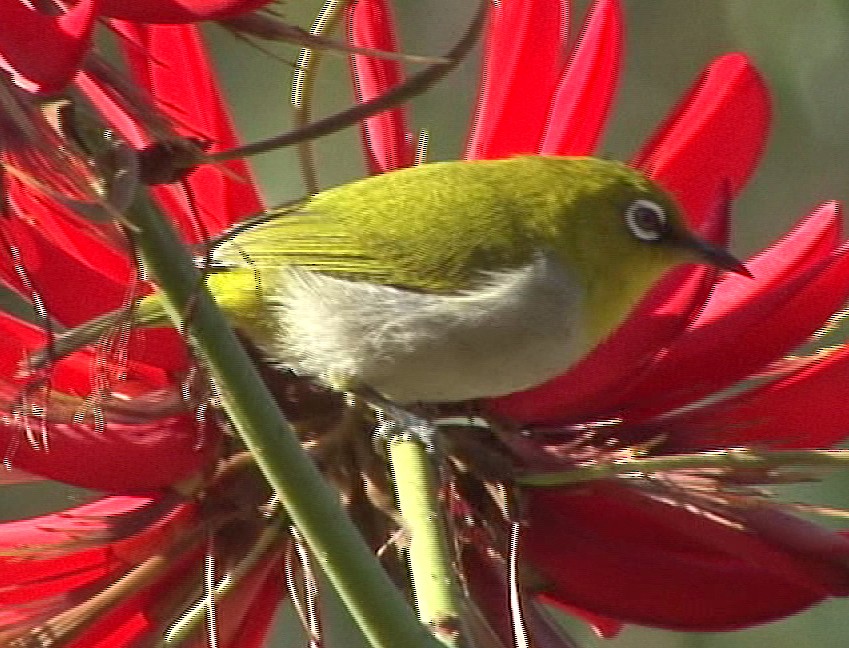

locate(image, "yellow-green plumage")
[[50, 156, 746, 403]]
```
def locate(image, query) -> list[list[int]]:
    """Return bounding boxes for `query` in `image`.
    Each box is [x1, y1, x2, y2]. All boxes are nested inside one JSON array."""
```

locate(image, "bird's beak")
[[679, 233, 753, 278]]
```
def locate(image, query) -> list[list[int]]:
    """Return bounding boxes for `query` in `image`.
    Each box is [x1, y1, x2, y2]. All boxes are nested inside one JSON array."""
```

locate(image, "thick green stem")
[[389, 436, 464, 648], [129, 194, 440, 648], [518, 449, 849, 487]]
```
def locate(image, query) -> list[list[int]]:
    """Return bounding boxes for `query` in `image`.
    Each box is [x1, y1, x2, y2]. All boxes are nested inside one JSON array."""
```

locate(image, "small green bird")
[[58, 156, 749, 403]]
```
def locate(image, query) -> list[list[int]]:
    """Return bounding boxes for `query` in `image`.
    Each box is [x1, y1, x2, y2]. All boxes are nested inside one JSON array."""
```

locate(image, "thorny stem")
[[517, 449, 849, 487], [205, 0, 487, 164], [127, 194, 442, 648]]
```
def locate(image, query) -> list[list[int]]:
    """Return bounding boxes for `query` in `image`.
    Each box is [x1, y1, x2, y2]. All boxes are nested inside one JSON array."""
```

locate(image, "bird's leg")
[[349, 386, 439, 449]]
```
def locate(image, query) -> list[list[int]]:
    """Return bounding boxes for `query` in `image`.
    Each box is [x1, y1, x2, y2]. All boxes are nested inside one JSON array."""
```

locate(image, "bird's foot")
[[349, 388, 438, 449]]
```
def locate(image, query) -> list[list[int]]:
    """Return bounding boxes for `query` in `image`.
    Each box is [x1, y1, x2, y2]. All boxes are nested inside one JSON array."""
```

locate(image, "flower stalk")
[[126, 193, 441, 648], [389, 436, 466, 647]]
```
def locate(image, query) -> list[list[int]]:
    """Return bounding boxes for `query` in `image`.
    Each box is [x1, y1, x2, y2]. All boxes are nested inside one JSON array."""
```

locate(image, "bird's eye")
[[625, 199, 667, 242]]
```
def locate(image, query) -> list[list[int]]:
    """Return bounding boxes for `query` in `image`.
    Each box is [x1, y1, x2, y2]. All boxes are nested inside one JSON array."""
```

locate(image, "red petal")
[[0, 0, 99, 94], [540, 0, 623, 156], [465, 0, 567, 160], [659, 341, 849, 451], [346, 0, 415, 174], [1, 414, 218, 491], [2, 183, 136, 328], [0, 496, 195, 608], [99, 0, 271, 23], [0, 308, 178, 397], [614, 204, 849, 422], [64, 547, 204, 647], [633, 54, 771, 227], [116, 23, 263, 242], [525, 484, 845, 630]]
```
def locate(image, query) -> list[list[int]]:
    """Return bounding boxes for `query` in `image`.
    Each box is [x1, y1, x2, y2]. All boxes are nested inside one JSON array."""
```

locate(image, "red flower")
[[0, 19, 295, 645], [348, 0, 849, 637], [0, 0, 273, 95]]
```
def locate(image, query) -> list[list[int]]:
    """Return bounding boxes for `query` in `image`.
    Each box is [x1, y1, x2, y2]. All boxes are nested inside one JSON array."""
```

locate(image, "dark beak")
[[680, 233, 753, 278]]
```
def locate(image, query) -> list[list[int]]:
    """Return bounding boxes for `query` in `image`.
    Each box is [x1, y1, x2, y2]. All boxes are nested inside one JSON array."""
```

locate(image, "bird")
[[46, 155, 749, 405]]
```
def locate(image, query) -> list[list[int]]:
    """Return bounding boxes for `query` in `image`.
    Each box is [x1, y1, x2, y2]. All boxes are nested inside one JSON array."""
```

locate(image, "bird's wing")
[[215, 167, 541, 294]]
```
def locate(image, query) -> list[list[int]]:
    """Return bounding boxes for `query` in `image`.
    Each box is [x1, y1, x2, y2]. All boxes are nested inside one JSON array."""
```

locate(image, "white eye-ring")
[[625, 199, 667, 242]]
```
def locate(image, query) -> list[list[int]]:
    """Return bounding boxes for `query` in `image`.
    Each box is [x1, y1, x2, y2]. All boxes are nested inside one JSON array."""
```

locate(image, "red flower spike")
[[465, 0, 567, 160], [346, 0, 415, 174], [541, 0, 624, 156], [0, 0, 99, 94], [99, 0, 272, 24], [633, 53, 771, 228], [116, 22, 263, 243], [526, 484, 847, 631]]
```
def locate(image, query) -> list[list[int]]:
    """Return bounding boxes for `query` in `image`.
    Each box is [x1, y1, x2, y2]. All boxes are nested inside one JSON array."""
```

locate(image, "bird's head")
[[535, 156, 750, 344]]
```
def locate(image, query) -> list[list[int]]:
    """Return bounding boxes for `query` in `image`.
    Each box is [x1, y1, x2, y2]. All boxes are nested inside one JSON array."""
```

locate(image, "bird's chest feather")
[[264, 253, 585, 403]]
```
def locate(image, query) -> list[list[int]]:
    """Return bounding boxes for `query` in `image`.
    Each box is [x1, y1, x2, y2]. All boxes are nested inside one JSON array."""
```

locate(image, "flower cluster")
[[0, 0, 848, 646]]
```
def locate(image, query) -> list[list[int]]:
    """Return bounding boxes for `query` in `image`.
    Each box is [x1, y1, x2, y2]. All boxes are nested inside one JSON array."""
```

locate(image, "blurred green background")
[[5, 1, 849, 646]]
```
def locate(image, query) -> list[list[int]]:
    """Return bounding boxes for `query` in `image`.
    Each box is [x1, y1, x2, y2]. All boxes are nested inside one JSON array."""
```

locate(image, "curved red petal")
[[633, 54, 771, 227], [116, 23, 263, 242], [613, 204, 849, 422], [540, 0, 623, 156], [0, 0, 99, 94], [0, 314, 214, 491], [525, 484, 846, 630], [0, 309, 178, 399], [1, 414, 218, 491], [465, 0, 567, 160], [99, 0, 271, 23], [0, 496, 195, 609], [346, 0, 415, 174], [659, 340, 849, 451], [2, 184, 137, 328]]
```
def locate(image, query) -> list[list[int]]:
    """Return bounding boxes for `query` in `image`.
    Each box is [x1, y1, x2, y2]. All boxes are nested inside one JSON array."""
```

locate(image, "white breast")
[[264, 253, 585, 403]]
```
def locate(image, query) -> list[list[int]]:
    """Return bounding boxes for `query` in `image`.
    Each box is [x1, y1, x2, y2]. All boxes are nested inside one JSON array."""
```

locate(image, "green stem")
[[389, 436, 464, 648], [129, 194, 440, 648], [517, 449, 849, 487]]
